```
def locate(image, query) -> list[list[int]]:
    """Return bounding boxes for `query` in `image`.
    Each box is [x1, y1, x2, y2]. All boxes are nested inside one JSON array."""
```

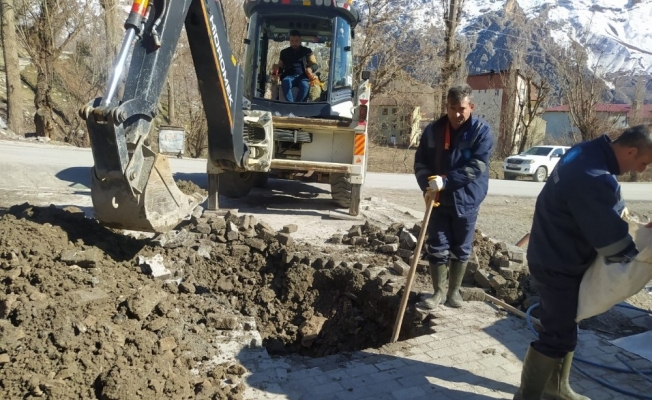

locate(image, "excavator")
[[79, 0, 371, 233]]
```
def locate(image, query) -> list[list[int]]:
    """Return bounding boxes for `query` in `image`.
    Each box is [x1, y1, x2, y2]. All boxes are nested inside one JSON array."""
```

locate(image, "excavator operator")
[[272, 30, 320, 103]]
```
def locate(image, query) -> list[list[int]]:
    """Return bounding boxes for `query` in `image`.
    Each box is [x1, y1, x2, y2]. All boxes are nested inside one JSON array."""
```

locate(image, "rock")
[[277, 233, 295, 247], [496, 287, 521, 304], [231, 245, 250, 257], [138, 254, 172, 279], [506, 245, 526, 263], [126, 286, 167, 321], [383, 235, 399, 244], [60, 248, 102, 267], [179, 281, 196, 294], [397, 249, 413, 259], [499, 267, 517, 280], [255, 220, 274, 232], [330, 234, 343, 244], [196, 223, 211, 235], [0, 294, 18, 318], [239, 215, 256, 230], [210, 218, 227, 233], [282, 224, 298, 234], [352, 236, 368, 246], [196, 245, 212, 260], [146, 318, 167, 332], [474, 269, 493, 290], [224, 210, 240, 224], [392, 260, 410, 276], [460, 287, 486, 301], [399, 231, 417, 248], [371, 239, 385, 247], [299, 315, 328, 347], [0, 353, 9, 363], [159, 337, 177, 352], [490, 275, 508, 291], [348, 225, 362, 237], [245, 238, 267, 252], [380, 243, 399, 253], [207, 313, 238, 330]]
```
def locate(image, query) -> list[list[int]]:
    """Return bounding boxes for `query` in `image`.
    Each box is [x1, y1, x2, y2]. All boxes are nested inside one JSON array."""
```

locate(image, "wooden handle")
[[391, 199, 436, 342], [484, 293, 541, 327]]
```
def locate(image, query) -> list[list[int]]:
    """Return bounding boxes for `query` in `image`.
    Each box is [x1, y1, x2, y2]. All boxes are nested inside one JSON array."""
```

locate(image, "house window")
[[495, 89, 499, 95], [382, 108, 388, 115], [392, 108, 397, 114]]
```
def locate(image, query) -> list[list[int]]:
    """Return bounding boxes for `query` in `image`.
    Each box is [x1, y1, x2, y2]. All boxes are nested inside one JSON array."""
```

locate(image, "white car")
[[502, 145, 571, 182]]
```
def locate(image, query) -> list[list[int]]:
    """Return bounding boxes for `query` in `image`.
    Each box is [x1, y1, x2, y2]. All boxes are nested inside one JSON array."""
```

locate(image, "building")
[[369, 96, 422, 147], [542, 103, 652, 140], [467, 70, 546, 154]]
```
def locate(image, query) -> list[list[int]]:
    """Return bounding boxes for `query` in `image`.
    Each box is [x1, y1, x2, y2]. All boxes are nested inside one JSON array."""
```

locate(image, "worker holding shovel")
[[414, 84, 494, 309]]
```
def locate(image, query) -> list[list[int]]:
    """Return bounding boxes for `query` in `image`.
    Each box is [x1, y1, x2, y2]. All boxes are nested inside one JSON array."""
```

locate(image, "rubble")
[[332, 220, 536, 308]]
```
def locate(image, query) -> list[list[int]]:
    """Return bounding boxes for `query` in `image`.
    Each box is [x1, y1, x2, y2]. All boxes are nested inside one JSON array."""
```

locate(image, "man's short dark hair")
[[447, 84, 474, 104], [614, 124, 652, 153], [289, 30, 301, 37]]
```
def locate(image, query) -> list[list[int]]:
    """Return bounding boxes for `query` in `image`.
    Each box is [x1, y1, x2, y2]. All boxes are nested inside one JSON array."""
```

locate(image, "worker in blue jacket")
[[414, 84, 494, 309], [514, 125, 652, 400]]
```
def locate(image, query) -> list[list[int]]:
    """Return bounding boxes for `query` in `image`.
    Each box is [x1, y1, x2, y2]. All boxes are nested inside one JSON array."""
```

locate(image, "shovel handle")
[[391, 197, 436, 342]]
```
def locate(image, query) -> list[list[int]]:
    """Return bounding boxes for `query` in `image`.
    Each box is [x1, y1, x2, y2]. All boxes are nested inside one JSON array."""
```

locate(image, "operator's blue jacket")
[[414, 115, 494, 217], [527, 135, 637, 279]]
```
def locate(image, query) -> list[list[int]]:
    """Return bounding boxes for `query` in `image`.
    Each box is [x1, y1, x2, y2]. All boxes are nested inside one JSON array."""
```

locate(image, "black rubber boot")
[[543, 352, 590, 400], [514, 346, 561, 400], [446, 260, 467, 308], [416, 262, 447, 309]]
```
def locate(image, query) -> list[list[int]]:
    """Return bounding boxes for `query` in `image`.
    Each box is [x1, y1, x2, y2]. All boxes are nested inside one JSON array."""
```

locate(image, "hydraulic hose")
[[525, 303, 652, 399]]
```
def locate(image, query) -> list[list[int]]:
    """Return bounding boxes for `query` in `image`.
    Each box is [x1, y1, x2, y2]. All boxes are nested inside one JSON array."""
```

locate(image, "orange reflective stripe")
[[444, 123, 450, 150], [354, 135, 366, 155], [131, 0, 148, 16]]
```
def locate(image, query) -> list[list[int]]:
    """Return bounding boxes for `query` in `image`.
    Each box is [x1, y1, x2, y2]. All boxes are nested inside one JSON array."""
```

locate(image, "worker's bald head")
[[612, 124, 652, 174]]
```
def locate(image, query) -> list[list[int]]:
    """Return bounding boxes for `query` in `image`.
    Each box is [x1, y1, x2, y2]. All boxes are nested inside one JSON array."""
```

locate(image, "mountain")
[[408, 0, 652, 103]]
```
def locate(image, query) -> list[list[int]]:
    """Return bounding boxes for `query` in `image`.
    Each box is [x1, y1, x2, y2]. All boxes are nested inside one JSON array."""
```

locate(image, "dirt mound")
[[0, 204, 426, 398]]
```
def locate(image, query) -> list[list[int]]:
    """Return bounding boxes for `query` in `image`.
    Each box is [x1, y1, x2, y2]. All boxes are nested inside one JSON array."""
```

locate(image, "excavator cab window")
[[243, 3, 359, 119]]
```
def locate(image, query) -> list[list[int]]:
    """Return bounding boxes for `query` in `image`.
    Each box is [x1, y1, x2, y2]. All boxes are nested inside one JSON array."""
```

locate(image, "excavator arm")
[[80, 0, 248, 232]]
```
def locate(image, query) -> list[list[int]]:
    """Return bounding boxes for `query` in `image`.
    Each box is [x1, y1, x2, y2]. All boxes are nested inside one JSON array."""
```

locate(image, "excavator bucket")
[[90, 153, 204, 233]]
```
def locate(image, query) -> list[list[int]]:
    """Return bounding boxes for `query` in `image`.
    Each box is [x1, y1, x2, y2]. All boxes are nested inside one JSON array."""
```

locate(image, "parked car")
[[502, 145, 571, 182]]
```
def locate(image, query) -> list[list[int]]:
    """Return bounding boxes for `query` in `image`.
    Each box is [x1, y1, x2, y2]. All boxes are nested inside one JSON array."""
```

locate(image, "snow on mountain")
[[409, 0, 652, 76]]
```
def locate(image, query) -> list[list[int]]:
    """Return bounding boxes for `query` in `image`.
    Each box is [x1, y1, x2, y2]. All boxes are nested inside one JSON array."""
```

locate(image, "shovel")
[[390, 190, 439, 343]]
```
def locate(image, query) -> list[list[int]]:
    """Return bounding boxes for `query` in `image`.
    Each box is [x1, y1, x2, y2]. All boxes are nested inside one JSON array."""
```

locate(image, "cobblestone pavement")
[[235, 301, 650, 400]]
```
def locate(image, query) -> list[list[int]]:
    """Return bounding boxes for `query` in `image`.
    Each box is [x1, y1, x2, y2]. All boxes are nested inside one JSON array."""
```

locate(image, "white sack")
[[576, 221, 652, 323]]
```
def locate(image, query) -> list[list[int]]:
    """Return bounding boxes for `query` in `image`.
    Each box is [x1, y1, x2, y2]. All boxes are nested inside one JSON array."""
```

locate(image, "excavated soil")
[[0, 204, 427, 399]]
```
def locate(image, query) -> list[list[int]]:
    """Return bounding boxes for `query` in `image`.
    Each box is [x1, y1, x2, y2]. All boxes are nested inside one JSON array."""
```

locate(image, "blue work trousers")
[[425, 205, 477, 264], [529, 269, 582, 358], [281, 75, 309, 102]]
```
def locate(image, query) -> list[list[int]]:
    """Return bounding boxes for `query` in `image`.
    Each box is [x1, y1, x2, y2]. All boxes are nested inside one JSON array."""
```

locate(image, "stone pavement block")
[[344, 363, 379, 378], [307, 381, 345, 396], [363, 379, 404, 396], [426, 347, 458, 360], [450, 351, 484, 364], [499, 361, 523, 374], [334, 387, 373, 399], [391, 386, 427, 399], [369, 369, 403, 383], [325, 368, 351, 381], [478, 355, 512, 369], [287, 366, 322, 381], [376, 358, 408, 371], [397, 374, 428, 388]]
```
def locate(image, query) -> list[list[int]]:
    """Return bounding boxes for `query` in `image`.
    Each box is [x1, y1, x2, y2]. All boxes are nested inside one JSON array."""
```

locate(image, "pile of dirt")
[[0, 204, 426, 399]]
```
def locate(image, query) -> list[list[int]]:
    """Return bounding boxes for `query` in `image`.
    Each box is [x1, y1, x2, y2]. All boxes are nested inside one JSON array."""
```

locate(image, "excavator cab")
[[242, 0, 359, 120]]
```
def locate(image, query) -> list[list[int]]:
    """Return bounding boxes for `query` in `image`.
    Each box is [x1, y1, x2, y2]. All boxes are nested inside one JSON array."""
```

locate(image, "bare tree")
[[16, 0, 91, 138], [551, 41, 615, 141], [1, 0, 24, 134], [439, 0, 465, 114], [354, 0, 432, 97], [516, 74, 550, 153]]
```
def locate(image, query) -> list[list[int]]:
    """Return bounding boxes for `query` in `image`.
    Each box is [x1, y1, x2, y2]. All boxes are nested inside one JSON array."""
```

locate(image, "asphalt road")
[[1, 140, 651, 201]]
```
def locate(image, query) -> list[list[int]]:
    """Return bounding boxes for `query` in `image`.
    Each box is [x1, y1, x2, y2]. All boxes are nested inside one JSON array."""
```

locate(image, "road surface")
[[2, 140, 651, 200]]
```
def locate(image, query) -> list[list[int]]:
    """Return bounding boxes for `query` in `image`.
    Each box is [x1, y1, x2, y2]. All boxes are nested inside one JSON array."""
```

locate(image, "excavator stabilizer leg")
[[90, 151, 204, 233]]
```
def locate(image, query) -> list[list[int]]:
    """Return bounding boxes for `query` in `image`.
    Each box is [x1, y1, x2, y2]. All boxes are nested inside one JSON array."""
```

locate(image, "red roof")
[[545, 104, 652, 118]]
